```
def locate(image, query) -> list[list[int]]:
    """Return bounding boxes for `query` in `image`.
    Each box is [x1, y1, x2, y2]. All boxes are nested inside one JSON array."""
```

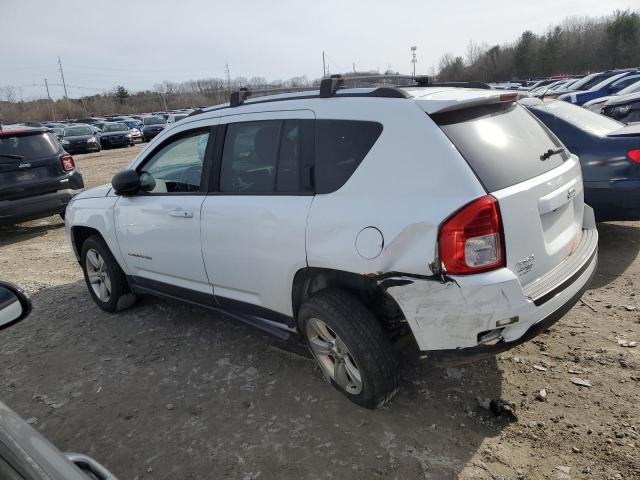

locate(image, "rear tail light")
[[438, 195, 505, 275], [61, 155, 75, 171], [627, 149, 640, 164], [499, 92, 518, 102]]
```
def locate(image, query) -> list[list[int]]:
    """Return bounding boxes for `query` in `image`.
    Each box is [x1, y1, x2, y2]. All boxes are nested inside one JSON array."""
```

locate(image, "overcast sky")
[[1, 0, 635, 99]]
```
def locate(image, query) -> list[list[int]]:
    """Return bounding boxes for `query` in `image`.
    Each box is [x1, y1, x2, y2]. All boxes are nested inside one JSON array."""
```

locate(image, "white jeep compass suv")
[[65, 79, 598, 408]]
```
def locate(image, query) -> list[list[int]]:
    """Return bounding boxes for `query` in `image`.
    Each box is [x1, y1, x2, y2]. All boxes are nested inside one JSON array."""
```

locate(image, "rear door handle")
[[168, 209, 194, 218]]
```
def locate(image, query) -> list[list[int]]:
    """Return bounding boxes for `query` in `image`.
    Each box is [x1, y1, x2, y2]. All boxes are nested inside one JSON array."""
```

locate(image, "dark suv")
[[0, 126, 84, 225]]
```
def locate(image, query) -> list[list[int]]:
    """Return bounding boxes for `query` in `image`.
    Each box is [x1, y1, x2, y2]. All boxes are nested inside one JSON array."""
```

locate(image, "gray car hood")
[[603, 91, 640, 107]]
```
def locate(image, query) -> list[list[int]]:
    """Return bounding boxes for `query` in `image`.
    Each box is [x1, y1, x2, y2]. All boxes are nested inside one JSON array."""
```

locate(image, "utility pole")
[[58, 56, 70, 118], [410, 46, 417, 77], [353, 62, 356, 74], [225, 62, 231, 91], [44, 78, 56, 121], [322, 51, 326, 78]]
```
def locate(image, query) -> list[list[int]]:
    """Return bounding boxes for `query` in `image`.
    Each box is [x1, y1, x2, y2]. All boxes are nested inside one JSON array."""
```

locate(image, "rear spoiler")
[[414, 90, 520, 114]]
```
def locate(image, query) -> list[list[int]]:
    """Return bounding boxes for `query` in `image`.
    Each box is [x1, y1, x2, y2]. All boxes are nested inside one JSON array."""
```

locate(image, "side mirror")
[[112, 170, 141, 195], [0, 281, 31, 330]]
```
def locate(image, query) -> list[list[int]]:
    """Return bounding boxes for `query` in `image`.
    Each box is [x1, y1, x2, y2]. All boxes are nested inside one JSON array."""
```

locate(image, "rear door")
[[0, 131, 69, 201], [201, 110, 315, 320], [433, 102, 584, 287]]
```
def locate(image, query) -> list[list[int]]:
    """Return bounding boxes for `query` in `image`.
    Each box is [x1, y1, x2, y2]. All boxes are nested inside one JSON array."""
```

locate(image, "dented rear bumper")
[[386, 206, 598, 354]]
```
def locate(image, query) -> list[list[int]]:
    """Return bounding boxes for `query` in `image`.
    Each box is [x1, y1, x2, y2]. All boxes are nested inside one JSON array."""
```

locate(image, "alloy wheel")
[[306, 317, 363, 395], [85, 249, 111, 302]]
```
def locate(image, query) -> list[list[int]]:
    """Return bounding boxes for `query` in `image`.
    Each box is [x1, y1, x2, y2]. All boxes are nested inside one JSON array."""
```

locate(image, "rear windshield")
[[433, 103, 567, 192], [541, 100, 623, 136], [0, 132, 59, 159]]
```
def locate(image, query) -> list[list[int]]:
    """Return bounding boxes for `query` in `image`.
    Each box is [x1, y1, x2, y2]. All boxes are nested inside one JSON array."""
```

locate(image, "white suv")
[[65, 80, 598, 408]]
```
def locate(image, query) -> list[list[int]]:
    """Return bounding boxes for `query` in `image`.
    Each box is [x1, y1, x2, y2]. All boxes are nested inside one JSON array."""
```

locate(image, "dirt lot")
[[0, 145, 639, 480]]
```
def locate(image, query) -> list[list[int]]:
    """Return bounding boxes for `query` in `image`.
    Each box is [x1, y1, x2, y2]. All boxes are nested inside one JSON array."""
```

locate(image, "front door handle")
[[168, 209, 194, 218]]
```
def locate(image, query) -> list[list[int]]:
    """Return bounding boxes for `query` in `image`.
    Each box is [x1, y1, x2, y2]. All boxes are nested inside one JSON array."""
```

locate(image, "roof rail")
[[319, 74, 344, 97]]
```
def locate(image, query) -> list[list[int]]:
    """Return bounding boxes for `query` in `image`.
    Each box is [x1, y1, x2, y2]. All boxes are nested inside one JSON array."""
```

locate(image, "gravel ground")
[[0, 144, 639, 479]]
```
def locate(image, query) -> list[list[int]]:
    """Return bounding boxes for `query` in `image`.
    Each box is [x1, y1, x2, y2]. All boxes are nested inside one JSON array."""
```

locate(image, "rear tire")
[[80, 235, 136, 312], [299, 289, 399, 409]]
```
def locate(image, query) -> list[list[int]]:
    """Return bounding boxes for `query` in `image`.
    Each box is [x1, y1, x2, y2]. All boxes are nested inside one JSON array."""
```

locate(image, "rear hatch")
[[0, 130, 69, 201], [419, 91, 585, 288]]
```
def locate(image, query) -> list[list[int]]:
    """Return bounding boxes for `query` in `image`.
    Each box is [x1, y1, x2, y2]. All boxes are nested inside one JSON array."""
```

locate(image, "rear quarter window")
[[433, 103, 567, 192], [314, 120, 383, 194], [0, 132, 59, 160]]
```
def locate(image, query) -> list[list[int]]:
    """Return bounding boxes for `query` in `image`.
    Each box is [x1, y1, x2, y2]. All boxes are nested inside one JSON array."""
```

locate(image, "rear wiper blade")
[[0, 154, 24, 160], [540, 147, 564, 161]]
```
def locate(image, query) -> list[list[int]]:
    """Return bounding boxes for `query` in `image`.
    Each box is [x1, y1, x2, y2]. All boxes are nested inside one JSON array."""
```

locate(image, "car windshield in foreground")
[[103, 123, 128, 133], [144, 116, 166, 125], [64, 126, 92, 136], [0, 132, 59, 159], [542, 100, 623, 136]]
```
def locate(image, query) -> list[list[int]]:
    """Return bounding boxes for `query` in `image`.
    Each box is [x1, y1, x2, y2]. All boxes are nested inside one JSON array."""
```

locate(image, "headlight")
[[87, 137, 97, 143], [614, 105, 631, 115], [61, 139, 70, 145], [125, 133, 132, 138]]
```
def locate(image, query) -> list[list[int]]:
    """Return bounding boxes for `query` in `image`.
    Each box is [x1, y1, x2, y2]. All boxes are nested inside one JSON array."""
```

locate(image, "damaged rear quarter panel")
[[386, 269, 528, 350]]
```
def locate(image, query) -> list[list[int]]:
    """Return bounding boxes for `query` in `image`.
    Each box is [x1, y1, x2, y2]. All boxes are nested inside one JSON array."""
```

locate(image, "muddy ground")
[[0, 144, 638, 480]]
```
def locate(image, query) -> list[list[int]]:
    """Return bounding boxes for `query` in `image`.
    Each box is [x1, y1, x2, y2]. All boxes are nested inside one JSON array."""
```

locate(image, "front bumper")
[[142, 129, 163, 139], [0, 188, 81, 225], [387, 206, 598, 354], [64, 142, 100, 154], [100, 136, 131, 147]]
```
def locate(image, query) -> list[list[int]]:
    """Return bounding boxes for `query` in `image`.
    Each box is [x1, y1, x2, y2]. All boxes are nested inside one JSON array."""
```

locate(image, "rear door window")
[[433, 103, 568, 192], [219, 119, 310, 194], [0, 132, 59, 160], [314, 120, 383, 194]]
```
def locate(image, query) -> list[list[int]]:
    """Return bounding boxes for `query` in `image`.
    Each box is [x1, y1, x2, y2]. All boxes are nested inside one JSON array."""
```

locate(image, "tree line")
[[2, 9, 638, 123], [438, 9, 640, 82]]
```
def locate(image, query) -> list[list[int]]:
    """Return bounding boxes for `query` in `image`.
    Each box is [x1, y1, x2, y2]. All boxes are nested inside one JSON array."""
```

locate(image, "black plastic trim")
[[215, 295, 295, 328], [127, 276, 297, 336]]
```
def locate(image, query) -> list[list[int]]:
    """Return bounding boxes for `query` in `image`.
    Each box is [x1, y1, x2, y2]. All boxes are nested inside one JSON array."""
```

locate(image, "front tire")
[[299, 289, 399, 409], [81, 235, 136, 312]]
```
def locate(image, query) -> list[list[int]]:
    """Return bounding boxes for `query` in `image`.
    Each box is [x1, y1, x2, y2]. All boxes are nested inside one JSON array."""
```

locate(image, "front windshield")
[[618, 80, 640, 96], [542, 100, 623, 136], [64, 126, 92, 136], [588, 72, 629, 92], [144, 116, 166, 126], [103, 123, 128, 133], [174, 114, 187, 122]]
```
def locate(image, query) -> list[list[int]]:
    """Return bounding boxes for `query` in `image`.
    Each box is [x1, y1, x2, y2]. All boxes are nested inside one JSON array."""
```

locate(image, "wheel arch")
[[291, 267, 407, 337]]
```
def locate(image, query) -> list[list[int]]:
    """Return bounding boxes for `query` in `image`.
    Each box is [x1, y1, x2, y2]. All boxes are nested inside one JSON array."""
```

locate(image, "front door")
[[114, 126, 215, 296]]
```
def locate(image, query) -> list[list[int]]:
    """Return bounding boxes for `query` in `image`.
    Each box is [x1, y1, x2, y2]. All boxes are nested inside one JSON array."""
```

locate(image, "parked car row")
[[491, 69, 640, 124]]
